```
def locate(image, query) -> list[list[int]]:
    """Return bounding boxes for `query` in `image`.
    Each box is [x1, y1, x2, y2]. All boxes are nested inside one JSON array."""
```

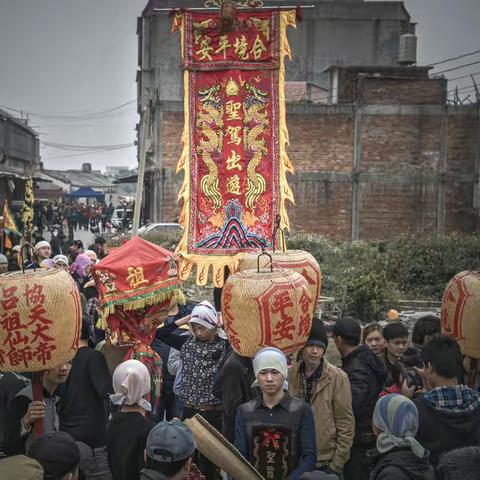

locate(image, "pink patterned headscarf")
[[70, 253, 92, 278]]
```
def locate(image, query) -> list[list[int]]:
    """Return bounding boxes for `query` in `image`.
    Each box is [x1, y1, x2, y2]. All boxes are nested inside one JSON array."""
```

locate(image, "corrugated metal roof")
[[44, 169, 114, 188]]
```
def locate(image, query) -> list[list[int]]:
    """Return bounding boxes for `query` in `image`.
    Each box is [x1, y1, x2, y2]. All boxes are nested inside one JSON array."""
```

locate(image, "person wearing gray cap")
[[140, 420, 197, 480], [0, 253, 8, 274]]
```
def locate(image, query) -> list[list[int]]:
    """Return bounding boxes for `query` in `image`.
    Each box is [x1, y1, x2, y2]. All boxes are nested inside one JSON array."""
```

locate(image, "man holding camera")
[[414, 335, 480, 466]]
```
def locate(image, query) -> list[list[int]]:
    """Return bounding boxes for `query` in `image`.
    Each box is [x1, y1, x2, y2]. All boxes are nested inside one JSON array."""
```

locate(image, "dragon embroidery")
[[243, 82, 269, 211], [197, 84, 224, 211]]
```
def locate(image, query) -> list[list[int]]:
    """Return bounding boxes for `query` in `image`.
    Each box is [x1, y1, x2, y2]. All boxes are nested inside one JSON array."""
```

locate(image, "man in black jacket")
[[0, 372, 29, 457], [414, 335, 480, 466], [213, 349, 256, 443], [59, 320, 112, 479], [333, 317, 387, 480]]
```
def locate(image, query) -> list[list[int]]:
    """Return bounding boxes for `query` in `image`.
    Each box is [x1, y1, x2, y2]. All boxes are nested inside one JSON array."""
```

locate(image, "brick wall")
[[287, 113, 354, 172], [446, 114, 480, 233], [358, 182, 437, 239], [156, 104, 479, 240], [361, 114, 443, 174], [358, 77, 446, 105], [288, 174, 352, 240], [161, 111, 184, 170]]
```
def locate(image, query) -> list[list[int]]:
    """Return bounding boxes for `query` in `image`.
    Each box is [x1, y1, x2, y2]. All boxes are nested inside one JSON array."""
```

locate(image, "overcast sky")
[[0, 0, 479, 172]]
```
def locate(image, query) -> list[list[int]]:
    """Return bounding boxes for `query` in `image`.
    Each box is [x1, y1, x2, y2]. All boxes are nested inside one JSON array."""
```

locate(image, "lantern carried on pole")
[[441, 270, 480, 388], [441, 270, 480, 358], [0, 268, 82, 435], [238, 249, 321, 319], [222, 252, 313, 357], [0, 269, 81, 372]]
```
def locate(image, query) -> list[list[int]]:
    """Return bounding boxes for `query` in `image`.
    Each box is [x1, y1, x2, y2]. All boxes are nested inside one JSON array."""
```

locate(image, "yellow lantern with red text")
[[238, 250, 321, 319], [441, 270, 480, 358], [221, 268, 313, 358], [0, 269, 81, 372]]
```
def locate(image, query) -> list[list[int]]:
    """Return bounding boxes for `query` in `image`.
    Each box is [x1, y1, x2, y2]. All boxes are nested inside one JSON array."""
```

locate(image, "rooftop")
[[42, 167, 114, 189], [0, 107, 39, 138]]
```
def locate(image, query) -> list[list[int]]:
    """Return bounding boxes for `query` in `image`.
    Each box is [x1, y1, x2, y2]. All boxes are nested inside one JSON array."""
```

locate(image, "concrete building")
[[136, 0, 480, 239], [0, 107, 40, 207]]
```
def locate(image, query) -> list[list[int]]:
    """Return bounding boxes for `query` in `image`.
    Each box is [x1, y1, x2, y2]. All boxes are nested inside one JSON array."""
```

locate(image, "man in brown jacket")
[[289, 319, 354, 479]]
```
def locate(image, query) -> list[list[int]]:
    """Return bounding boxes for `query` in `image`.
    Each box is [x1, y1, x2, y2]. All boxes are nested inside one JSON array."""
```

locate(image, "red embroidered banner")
[[173, 10, 296, 287], [183, 11, 279, 69]]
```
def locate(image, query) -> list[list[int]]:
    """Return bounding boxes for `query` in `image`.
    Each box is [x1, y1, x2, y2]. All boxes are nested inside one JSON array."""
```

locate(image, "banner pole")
[[132, 104, 151, 237], [154, 5, 315, 12], [1, 198, 4, 254]]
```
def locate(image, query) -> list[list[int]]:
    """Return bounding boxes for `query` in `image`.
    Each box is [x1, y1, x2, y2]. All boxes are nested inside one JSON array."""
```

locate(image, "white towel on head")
[[252, 347, 288, 390], [53, 254, 69, 265], [110, 359, 152, 411], [34, 240, 50, 251]]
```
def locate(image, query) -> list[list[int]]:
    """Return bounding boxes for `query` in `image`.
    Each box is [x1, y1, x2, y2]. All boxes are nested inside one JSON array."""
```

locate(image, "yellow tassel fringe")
[[96, 289, 186, 331]]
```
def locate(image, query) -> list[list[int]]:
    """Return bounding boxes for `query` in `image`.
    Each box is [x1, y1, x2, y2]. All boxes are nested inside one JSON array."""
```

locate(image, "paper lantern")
[[238, 250, 321, 318], [221, 268, 313, 357], [0, 269, 81, 372], [441, 270, 480, 358]]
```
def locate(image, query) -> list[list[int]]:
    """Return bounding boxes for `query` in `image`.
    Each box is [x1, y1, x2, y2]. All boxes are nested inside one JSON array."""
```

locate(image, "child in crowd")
[[107, 360, 155, 480], [155, 300, 228, 479]]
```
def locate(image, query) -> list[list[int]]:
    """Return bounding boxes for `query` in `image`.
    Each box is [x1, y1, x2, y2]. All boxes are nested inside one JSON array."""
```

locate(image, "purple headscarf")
[[70, 253, 92, 278]]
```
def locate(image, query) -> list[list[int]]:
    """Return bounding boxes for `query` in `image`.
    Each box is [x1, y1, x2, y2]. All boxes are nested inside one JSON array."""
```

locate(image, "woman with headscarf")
[[154, 300, 228, 478], [106, 360, 155, 480], [69, 253, 93, 293], [367, 394, 435, 480]]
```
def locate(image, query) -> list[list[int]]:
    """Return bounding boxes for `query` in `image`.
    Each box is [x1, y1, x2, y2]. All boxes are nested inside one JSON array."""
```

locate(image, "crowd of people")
[[1, 236, 480, 480], [3, 200, 135, 251], [22, 201, 120, 238]]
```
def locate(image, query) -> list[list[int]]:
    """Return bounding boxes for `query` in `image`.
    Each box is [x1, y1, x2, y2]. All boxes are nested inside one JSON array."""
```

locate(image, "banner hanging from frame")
[[172, 9, 296, 287]]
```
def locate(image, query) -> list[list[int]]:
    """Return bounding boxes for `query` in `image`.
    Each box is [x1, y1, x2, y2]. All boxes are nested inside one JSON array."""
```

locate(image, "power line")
[[35, 110, 138, 128], [0, 100, 136, 120], [429, 49, 480, 67], [448, 71, 480, 82], [42, 141, 134, 151], [42, 145, 135, 161], [448, 84, 477, 94], [447, 87, 478, 99], [433, 60, 480, 75]]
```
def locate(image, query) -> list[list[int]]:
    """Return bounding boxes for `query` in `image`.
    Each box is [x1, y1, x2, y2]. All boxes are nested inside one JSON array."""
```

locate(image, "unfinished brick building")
[[137, 0, 480, 241]]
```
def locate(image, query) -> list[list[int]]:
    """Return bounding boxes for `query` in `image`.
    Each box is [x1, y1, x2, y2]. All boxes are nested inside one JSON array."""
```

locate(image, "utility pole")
[[132, 103, 151, 237]]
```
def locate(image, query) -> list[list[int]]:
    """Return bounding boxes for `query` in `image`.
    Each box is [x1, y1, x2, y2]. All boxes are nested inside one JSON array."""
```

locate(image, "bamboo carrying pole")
[[32, 372, 44, 436], [132, 104, 151, 237]]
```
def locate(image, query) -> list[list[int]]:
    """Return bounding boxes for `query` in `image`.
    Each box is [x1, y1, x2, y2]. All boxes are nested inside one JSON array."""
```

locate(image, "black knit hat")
[[306, 318, 328, 349]]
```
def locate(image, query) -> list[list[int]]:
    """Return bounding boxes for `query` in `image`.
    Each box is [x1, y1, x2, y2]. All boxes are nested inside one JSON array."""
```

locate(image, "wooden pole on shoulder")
[[132, 104, 151, 237]]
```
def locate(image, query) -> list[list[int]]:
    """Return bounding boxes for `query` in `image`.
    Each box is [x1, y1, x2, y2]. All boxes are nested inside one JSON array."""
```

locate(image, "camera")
[[403, 367, 423, 389]]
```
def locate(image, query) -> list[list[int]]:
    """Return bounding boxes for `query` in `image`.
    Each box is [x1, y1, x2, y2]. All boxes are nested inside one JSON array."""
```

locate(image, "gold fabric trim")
[[174, 11, 296, 287]]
